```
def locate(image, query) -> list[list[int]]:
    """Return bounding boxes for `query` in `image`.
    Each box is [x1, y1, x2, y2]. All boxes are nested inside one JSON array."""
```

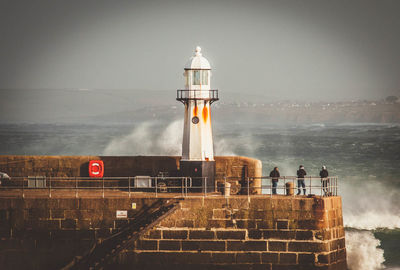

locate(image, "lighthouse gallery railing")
[[176, 89, 219, 103]]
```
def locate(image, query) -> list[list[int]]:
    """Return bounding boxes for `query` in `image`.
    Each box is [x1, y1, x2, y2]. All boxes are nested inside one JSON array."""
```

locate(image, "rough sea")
[[1, 121, 399, 270]]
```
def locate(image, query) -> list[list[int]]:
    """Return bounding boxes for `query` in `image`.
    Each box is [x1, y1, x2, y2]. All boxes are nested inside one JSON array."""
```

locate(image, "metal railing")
[[176, 89, 219, 104], [0, 176, 338, 198], [218, 176, 338, 198], [0, 176, 209, 198]]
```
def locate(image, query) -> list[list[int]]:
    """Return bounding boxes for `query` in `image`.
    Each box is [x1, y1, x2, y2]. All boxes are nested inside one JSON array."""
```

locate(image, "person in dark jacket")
[[320, 165, 329, 196], [297, 165, 307, 195], [269, 167, 280, 195]]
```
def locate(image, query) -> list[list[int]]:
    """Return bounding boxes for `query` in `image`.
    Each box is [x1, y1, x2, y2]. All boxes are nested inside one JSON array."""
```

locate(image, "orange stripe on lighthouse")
[[202, 106, 208, 123]]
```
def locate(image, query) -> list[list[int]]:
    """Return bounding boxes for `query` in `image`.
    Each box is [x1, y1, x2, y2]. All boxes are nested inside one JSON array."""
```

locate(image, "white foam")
[[346, 230, 384, 270], [341, 179, 400, 230]]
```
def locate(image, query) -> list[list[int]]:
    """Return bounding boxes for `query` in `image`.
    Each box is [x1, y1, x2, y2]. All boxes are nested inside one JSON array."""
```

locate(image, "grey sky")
[[0, 0, 399, 101]]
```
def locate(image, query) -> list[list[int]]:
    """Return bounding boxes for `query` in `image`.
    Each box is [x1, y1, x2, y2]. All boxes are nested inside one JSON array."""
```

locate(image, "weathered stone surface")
[[236, 252, 261, 264], [162, 229, 188, 239], [182, 240, 225, 251], [261, 252, 279, 263], [227, 240, 267, 251], [159, 240, 181, 251], [279, 253, 297, 264], [216, 230, 246, 240], [189, 230, 215, 239], [268, 241, 287, 252]]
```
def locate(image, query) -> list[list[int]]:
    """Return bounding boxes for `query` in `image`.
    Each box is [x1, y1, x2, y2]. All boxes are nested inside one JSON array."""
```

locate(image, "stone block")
[[50, 209, 64, 219], [236, 252, 261, 264], [227, 240, 267, 251], [272, 198, 292, 211], [248, 229, 263, 239], [276, 219, 289, 230], [236, 219, 256, 229], [159, 240, 181, 251], [337, 248, 346, 261], [162, 230, 188, 239], [295, 230, 314, 240], [61, 219, 76, 229], [211, 252, 236, 264], [298, 220, 317, 230], [208, 219, 234, 228], [181, 240, 225, 251], [189, 230, 215, 239], [261, 252, 279, 263], [146, 229, 161, 239], [268, 241, 287, 251], [256, 220, 274, 229], [234, 210, 250, 219], [318, 253, 330, 264], [136, 240, 158, 250], [28, 208, 50, 219], [288, 241, 329, 253], [250, 197, 272, 210], [38, 220, 60, 230], [298, 253, 315, 265], [279, 253, 297, 264], [77, 220, 91, 230], [264, 230, 295, 240], [216, 230, 246, 240]]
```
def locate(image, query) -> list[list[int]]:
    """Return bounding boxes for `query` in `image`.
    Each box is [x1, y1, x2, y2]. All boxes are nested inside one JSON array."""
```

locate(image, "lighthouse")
[[177, 46, 219, 192]]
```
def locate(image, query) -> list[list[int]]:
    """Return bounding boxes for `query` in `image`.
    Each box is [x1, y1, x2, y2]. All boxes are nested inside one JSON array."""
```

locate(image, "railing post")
[[270, 178, 272, 198], [292, 177, 295, 197], [75, 177, 78, 198], [22, 177, 25, 198], [155, 177, 158, 198], [102, 177, 105, 199], [247, 177, 250, 201], [49, 176, 51, 198], [205, 177, 207, 197], [309, 176, 312, 195], [321, 177, 323, 197], [128, 177, 131, 198], [182, 177, 184, 197]]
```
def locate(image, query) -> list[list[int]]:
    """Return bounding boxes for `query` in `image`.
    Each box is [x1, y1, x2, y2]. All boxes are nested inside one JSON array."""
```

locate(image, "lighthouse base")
[[179, 160, 216, 193]]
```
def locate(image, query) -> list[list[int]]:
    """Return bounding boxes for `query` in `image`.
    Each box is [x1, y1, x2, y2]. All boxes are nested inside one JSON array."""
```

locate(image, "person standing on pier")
[[269, 167, 280, 195], [320, 165, 329, 196], [297, 165, 307, 195]]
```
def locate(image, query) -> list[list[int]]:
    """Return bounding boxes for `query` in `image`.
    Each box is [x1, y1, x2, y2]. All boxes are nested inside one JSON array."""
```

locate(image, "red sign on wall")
[[89, 160, 104, 178]]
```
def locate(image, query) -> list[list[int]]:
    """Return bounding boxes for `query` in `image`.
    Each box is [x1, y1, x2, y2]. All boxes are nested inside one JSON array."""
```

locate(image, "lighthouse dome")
[[184, 46, 211, 70]]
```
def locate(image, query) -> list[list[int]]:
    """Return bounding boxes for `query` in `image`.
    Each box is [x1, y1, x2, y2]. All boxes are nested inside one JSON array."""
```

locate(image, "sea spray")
[[341, 179, 400, 229], [103, 120, 236, 156], [346, 230, 384, 270]]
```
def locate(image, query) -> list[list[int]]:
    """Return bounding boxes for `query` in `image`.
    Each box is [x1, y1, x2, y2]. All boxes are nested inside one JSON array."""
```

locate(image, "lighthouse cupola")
[[177, 46, 219, 192]]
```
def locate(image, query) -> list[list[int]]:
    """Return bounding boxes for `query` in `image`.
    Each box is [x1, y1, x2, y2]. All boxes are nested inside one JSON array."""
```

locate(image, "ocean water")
[[1, 121, 399, 270]]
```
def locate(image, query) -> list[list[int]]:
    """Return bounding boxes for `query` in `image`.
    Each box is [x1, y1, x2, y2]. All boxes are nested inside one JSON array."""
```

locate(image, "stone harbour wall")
[[119, 196, 346, 270], [0, 155, 262, 180]]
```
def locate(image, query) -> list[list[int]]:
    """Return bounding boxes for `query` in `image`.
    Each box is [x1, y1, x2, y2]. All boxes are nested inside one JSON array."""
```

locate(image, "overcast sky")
[[0, 0, 399, 101]]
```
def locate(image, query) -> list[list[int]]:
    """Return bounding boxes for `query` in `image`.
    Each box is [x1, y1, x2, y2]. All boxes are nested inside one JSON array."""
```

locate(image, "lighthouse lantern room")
[[177, 47, 219, 192]]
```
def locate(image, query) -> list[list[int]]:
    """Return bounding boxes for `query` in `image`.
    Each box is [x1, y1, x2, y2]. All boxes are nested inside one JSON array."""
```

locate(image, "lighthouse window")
[[192, 70, 208, 85], [193, 70, 201, 85], [201, 70, 208, 85]]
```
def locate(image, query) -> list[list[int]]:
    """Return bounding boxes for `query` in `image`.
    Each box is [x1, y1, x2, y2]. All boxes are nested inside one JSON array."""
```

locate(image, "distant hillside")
[[1, 89, 399, 124]]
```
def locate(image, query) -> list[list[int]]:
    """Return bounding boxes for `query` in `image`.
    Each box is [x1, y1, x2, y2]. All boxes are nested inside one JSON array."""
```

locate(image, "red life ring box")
[[89, 160, 104, 178]]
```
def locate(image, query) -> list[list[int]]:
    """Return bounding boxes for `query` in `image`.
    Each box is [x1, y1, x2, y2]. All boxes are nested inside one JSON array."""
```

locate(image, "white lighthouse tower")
[[177, 46, 219, 191]]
